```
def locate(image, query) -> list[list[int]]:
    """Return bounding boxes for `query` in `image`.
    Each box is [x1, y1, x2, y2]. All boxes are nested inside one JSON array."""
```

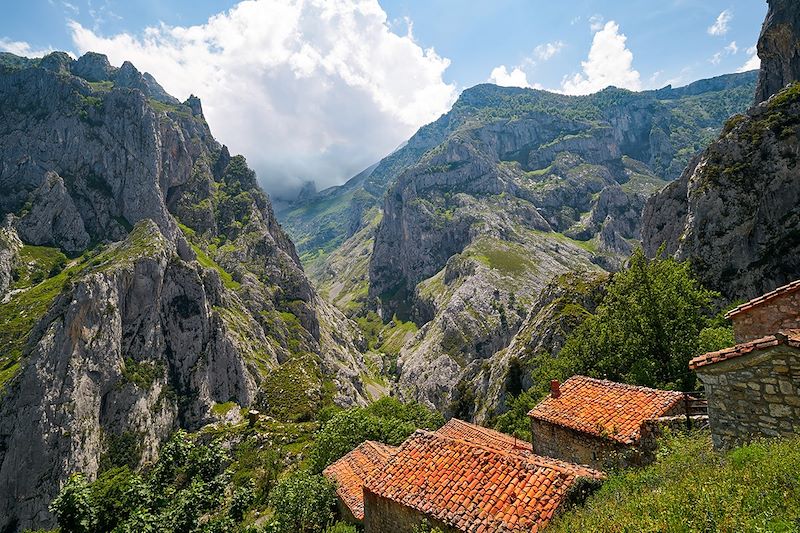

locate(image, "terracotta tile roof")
[[435, 418, 532, 453], [364, 430, 603, 532], [689, 330, 800, 370], [725, 279, 800, 318], [527, 376, 684, 445], [322, 440, 396, 520]]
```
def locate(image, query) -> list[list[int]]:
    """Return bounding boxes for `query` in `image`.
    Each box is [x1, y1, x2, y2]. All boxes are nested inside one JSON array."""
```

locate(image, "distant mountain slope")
[[643, 0, 800, 301], [0, 52, 371, 531], [278, 71, 758, 277]]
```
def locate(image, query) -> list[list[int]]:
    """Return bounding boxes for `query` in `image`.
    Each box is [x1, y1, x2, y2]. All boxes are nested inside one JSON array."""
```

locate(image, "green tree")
[[49, 473, 96, 533], [309, 397, 443, 473], [268, 472, 336, 533], [556, 248, 723, 391]]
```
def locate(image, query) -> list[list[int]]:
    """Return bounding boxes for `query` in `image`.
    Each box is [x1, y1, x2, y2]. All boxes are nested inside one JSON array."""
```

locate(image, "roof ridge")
[[567, 375, 684, 396], [725, 279, 800, 318], [689, 329, 800, 369], [363, 439, 394, 460], [445, 418, 526, 443], [411, 429, 600, 479]]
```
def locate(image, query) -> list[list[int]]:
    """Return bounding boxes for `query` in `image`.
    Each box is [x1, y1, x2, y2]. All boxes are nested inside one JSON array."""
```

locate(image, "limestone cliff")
[[643, 0, 800, 301], [279, 72, 757, 283], [755, 0, 800, 104], [0, 52, 369, 531], [642, 84, 800, 301]]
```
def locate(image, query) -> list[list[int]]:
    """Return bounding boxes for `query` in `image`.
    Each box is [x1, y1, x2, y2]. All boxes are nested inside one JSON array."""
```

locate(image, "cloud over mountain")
[[69, 0, 456, 197], [561, 21, 641, 95]]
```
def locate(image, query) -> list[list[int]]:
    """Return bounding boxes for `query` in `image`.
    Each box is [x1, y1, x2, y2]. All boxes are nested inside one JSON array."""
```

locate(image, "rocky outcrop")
[[0, 219, 21, 296], [643, 1, 800, 301], [0, 52, 370, 531], [642, 84, 800, 300], [0, 222, 259, 528], [15, 172, 90, 252], [471, 271, 607, 423], [755, 0, 800, 104]]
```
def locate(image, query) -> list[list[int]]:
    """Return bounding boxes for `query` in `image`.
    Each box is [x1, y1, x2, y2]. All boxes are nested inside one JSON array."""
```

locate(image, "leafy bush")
[[52, 431, 236, 533], [494, 249, 733, 439], [267, 472, 336, 533], [308, 397, 444, 473], [549, 433, 800, 532], [49, 473, 96, 533]]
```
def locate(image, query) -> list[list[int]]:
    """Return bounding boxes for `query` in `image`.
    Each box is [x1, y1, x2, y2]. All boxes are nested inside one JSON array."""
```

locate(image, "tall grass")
[[550, 432, 800, 532]]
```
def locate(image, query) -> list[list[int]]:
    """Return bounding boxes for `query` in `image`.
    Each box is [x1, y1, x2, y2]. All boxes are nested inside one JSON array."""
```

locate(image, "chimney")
[[550, 379, 561, 399]]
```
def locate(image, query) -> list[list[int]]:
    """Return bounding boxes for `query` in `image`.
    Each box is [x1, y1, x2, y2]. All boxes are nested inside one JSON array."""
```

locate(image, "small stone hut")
[[690, 279, 800, 449], [362, 425, 603, 533], [322, 440, 396, 523], [528, 376, 685, 469]]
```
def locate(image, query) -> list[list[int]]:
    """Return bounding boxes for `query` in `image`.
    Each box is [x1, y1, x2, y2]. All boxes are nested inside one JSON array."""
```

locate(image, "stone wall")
[[363, 490, 456, 533], [531, 402, 684, 470], [531, 419, 631, 470], [334, 498, 359, 525], [731, 290, 800, 343], [697, 346, 800, 449]]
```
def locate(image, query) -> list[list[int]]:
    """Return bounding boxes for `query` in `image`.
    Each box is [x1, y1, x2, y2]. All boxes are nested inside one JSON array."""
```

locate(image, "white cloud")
[[708, 10, 732, 36], [711, 40, 743, 66], [533, 41, 565, 62], [589, 14, 605, 32], [68, 0, 457, 197], [738, 45, 760, 72], [561, 21, 641, 95], [0, 38, 58, 57], [488, 65, 541, 89]]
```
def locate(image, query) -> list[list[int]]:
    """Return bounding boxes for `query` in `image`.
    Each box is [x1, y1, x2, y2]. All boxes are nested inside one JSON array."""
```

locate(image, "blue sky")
[[0, 0, 768, 195]]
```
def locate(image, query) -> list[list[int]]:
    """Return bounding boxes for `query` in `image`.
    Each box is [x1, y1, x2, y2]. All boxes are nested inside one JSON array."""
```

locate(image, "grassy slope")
[[551, 432, 800, 532]]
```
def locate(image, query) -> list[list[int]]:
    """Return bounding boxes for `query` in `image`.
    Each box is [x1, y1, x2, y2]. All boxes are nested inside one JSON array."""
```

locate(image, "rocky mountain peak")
[[0, 51, 372, 531], [71, 51, 113, 81], [755, 0, 800, 104]]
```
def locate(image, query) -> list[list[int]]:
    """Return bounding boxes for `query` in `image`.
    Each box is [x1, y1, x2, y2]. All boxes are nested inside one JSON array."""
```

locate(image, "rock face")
[[642, 85, 800, 300], [643, 0, 800, 301], [0, 52, 369, 531], [471, 272, 607, 423], [363, 79, 755, 416], [0, 218, 21, 296], [755, 0, 800, 104]]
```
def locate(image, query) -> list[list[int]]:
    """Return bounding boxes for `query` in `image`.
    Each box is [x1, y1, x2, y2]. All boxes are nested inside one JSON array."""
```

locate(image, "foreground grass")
[[551, 432, 800, 532]]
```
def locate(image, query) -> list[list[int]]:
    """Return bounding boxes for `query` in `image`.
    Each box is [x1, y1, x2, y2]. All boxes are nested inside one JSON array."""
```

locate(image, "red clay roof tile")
[[322, 440, 396, 520], [435, 418, 532, 453], [725, 279, 800, 318], [364, 429, 602, 533], [527, 376, 684, 444], [689, 330, 800, 370]]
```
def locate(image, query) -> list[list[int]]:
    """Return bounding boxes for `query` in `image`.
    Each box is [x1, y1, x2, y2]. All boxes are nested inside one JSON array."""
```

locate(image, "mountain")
[[278, 72, 758, 282], [642, 0, 800, 301], [0, 52, 373, 531], [307, 73, 752, 419]]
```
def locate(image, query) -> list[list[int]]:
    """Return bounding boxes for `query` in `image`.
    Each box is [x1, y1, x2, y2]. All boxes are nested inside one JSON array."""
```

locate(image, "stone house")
[[689, 279, 800, 449], [362, 424, 603, 533], [724, 279, 800, 343], [322, 440, 396, 523], [527, 376, 686, 469]]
